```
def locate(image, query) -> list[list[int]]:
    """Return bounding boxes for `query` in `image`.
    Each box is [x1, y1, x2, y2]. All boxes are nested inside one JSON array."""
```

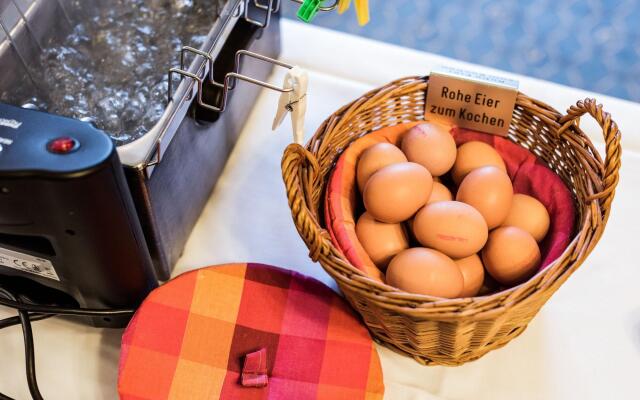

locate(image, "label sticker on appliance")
[[0, 246, 60, 281], [425, 66, 519, 136], [0, 118, 22, 130]]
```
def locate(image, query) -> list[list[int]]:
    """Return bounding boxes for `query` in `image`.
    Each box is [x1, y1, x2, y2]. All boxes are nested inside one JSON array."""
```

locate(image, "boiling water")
[[8, 0, 225, 144]]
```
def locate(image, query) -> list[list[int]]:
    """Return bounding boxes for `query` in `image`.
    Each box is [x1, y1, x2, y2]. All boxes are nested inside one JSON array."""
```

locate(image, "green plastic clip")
[[297, 0, 322, 23]]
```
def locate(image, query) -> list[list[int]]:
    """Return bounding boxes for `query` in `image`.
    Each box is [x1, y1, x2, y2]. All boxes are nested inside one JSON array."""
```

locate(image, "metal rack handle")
[[245, 0, 277, 28], [245, 0, 338, 28], [168, 50, 294, 113], [155, 0, 304, 171], [180, 46, 215, 82]]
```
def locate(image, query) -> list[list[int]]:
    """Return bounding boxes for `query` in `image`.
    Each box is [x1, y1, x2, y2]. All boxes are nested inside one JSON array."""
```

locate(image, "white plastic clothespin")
[[272, 66, 308, 145]]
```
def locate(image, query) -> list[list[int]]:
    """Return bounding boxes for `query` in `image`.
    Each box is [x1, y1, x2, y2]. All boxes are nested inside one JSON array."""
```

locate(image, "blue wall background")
[[282, 0, 640, 102]]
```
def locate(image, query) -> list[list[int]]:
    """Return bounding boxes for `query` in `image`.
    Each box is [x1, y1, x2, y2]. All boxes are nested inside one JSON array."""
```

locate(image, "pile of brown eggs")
[[355, 123, 550, 298]]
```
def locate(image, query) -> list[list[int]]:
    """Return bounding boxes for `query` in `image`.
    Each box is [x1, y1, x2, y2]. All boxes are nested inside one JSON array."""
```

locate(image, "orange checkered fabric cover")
[[118, 263, 385, 399]]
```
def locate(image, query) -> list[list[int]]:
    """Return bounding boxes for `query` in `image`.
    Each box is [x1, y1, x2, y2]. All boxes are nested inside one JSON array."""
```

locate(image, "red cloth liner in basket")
[[324, 121, 576, 285]]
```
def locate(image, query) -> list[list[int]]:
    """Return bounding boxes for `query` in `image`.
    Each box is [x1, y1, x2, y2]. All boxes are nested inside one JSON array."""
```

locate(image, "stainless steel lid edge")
[[117, 0, 245, 172]]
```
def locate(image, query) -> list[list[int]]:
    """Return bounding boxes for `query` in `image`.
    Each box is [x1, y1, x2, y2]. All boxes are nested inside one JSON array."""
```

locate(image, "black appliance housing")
[[0, 0, 282, 326]]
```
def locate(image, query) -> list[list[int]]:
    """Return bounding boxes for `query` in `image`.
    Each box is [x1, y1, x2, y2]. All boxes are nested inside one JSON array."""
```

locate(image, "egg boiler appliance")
[[0, 0, 326, 326]]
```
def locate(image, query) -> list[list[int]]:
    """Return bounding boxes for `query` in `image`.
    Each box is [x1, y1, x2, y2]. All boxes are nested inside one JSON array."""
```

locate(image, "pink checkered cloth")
[[118, 263, 385, 399]]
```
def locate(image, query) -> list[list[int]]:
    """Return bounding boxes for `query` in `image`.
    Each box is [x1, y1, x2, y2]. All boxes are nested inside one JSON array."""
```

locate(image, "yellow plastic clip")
[[338, 0, 351, 14], [354, 0, 369, 26]]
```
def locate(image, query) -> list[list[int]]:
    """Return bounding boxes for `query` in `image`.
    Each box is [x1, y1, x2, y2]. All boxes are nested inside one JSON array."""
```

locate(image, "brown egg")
[[413, 201, 488, 258], [502, 194, 550, 242], [427, 182, 453, 204], [363, 162, 433, 223], [401, 123, 457, 176], [356, 212, 409, 270], [451, 141, 507, 184], [356, 143, 408, 191], [482, 226, 541, 286], [456, 166, 513, 229], [455, 254, 485, 297], [387, 248, 463, 298]]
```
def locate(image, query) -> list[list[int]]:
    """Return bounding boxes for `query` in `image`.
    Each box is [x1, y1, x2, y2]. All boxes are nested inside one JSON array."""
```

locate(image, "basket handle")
[[557, 98, 621, 220], [282, 143, 333, 262]]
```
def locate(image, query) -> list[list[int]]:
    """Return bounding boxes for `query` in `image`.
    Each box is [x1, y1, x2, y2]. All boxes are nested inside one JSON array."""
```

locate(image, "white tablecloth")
[[1, 20, 639, 400]]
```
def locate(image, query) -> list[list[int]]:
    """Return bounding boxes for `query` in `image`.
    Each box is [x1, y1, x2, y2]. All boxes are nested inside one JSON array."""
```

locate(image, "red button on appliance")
[[47, 137, 79, 154]]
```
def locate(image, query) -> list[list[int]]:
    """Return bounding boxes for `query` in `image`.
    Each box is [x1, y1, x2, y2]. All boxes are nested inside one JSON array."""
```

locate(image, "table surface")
[[1, 20, 639, 400]]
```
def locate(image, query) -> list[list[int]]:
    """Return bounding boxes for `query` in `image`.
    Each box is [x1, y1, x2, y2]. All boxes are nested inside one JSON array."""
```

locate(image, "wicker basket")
[[281, 76, 621, 366]]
